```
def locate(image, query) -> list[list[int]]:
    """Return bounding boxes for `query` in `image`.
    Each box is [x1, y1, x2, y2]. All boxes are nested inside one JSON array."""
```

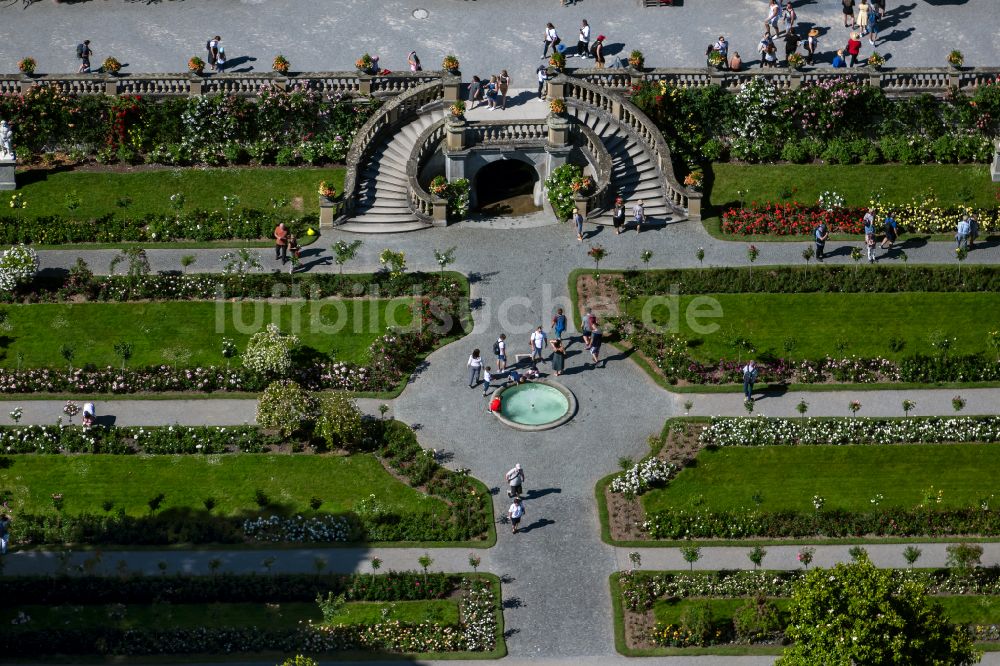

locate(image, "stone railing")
[[555, 74, 701, 220], [465, 120, 549, 146], [571, 120, 614, 217], [340, 80, 447, 219], [407, 118, 449, 224], [0, 70, 450, 99], [569, 66, 1000, 97]]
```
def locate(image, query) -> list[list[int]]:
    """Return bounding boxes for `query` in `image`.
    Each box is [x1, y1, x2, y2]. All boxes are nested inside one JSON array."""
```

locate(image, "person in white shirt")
[[494, 334, 507, 371], [529, 326, 548, 364], [576, 20, 591, 58], [632, 200, 646, 234], [467, 348, 483, 389], [505, 463, 525, 498], [543, 23, 559, 58], [508, 497, 525, 534], [536, 64, 550, 99], [482, 367, 493, 396]]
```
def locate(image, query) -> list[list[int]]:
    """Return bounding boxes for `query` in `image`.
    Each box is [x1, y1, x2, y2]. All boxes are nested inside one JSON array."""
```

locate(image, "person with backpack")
[[782, 1, 797, 33], [76, 40, 92, 73], [551, 308, 567, 341], [742, 360, 759, 401], [542, 23, 559, 59], [880, 212, 898, 252], [814, 221, 829, 260], [207, 36, 221, 71], [493, 333, 507, 372], [581, 307, 597, 347], [592, 35, 606, 68]]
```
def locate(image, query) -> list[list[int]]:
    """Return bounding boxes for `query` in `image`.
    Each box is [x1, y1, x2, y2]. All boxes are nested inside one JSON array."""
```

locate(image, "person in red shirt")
[[489, 396, 502, 413], [274, 223, 289, 262], [846, 32, 862, 67]]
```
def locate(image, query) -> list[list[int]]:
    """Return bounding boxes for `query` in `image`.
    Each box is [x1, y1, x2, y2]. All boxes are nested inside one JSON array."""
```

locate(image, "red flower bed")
[[721, 202, 866, 236]]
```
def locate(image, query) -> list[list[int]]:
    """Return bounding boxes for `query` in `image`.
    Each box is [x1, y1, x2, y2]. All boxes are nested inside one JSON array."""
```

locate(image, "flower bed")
[[722, 201, 1000, 236], [0, 573, 499, 657]]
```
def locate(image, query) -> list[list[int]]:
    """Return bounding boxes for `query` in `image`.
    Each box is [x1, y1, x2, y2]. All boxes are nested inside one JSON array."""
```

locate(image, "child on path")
[[482, 367, 493, 396]]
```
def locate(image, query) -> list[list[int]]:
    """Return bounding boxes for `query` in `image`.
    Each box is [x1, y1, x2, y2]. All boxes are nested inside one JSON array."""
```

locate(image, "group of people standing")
[[813, 211, 899, 263], [468, 71, 513, 111], [572, 197, 647, 242]]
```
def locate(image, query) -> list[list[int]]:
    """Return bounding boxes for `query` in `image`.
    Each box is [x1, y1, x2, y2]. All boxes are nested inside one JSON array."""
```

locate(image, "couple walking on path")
[[505, 464, 526, 534]]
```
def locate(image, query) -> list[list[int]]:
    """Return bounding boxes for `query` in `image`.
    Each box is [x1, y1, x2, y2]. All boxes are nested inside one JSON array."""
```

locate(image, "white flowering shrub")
[[0, 244, 39, 291], [242, 323, 299, 376], [243, 514, 352, 542], [610, 458, 677, 495], [255, 379, 316, 438]]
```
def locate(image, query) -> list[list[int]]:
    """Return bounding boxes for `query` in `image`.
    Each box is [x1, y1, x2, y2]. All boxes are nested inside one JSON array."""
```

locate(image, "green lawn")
[[643, 444, 1000, 514], [0, 454, 448, 518], [1, 300, 414, 368], [624, 292, 1000, 361], [0, 599, 457, 631], [704, 163, 998, 240], [12, 167, 345, 219], [654, 595, 1000, 628]]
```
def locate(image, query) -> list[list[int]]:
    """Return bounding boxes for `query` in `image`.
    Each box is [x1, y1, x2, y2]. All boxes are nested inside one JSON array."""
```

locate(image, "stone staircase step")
[[338, 219, 431, 234]]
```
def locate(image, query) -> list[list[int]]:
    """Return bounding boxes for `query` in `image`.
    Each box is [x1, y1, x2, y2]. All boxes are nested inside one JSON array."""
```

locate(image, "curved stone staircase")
[[339, 108, 448, 233]]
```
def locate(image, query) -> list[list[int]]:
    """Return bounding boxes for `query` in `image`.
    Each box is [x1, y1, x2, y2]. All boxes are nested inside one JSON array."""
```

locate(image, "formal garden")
[[600, 417, 1000, 545], [0, 570, 504, 658], [627, 77, 1000, 240], [577, 265, 1000, 390]]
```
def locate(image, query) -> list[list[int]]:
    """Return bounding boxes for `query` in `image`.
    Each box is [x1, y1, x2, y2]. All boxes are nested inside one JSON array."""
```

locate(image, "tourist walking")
[[857, 0, 871, 35], [552, 308, 567, 341], [782, 1, 797, 33], [593, 35, 606, 68], [805, 29, 819, 65], [880, 212, 898, 251], [82, 402, 96, 428], [873, 0, 886, 18], [0, 512, 9, 555], [765, 0, 781, 35], [505, 464, 525, 498], [530, 326, 548, 364], [814, 220, 829, 260], [536, 65, 550, 99], [969, 215, 979, 250], [482, 366, 493, 396], [207, 36, 221, 71], [612, 197, 626, 234], [582, 307, 597, 347], [467, 348, 483, 388], [842, 0, 856, 28], [493, 333, 507, 371], [577, 20, 591, 58], [76, 40, 92, 73], [573, 207, 585, 241], [867, 11, 880, 45], [632, 200, 646, 234], [550, 338, 566, 375], [543, 23, 560, 58], [784, 28, 800, 64], [274, 222, 289, 262], [956, 217, 971, 251], [508, 497, 525, 534], [498, 70, 511, 109], [864, 212, 877, 263], [469, 76, 484, 109], [742, 360, 759, 400], [846, 33, 862, 67], [407, 50, 422, 71], [588, 326, 604, 368]]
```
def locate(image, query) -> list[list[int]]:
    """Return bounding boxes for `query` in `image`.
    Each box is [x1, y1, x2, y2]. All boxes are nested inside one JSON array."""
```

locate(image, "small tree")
[[777, 558, 978, 666], [795, 399, 809, 416], [903, 545, 922, 568], [848, 545, 868, 562], [280, 656, 320, 666], [946, 542, 983, 572], [746, 244, 759, 278], [902, 399, 916, 417], [801, 245, 814, 266], [222, 194, 240, 226], [418, 553, 434, 581], [850, 246, 862, 271], [108, 247, 151, 282], [221, 337, 237, 368], [220, 248, 263, 280], [60, 344, 75, 372], [628, 551, 642, 569], [468, 553, 481, 574], [433, 246, 457, 273], [848, 399, 862, 417], [640, 249, 653, 265], [680, 544, 701, 571], [113, 340, 133, 371], [588, 244, 607, 278], [255, 380, 316, 438], [180, 254, 196, 274], [747, 545, 767, 569], [371, 556, 382, 572], [956, 246, 968, 278], [262, 556, 277, 573], [796, 546, 815, 569], [313, 556, 328, 577], [313, 392, 364, 451], [953, 395, 967, 412], [332, 240, 363, 274], [696, 247, 705, 267], [744, 398, 754, 414], [243, 324, 299, 377], [378, 403, 389, 420], [208, 558, 222, 576], [683, 399, 693, 415], [988, 330, 1000, 362], [379, 249, 407, 280]]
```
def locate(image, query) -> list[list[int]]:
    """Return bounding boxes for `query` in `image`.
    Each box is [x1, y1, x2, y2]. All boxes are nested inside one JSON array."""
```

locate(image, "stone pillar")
[[686, 193, 703, 221], [104, 78, 118, 96], [19, 79, 33, 95], [443, 75, 461, 103], [358, 74, 372, 96], [991, 140, 1000, 183], [789, 72, 802, 89], [547, 75, 566, 101], [948, 70, 961, 90], [445, 151, 469, 182], [547, 113, 570, 148], [189, 78, 203, 97], [431, 197, 449, 226], [0, 157, 15, 191], [318, 196, 339, 228], [545, 146, 571, 178], [446, 118, 467, 151]]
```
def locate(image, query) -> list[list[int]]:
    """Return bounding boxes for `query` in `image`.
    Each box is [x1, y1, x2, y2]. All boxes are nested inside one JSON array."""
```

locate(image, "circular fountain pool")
[[493, 380, 576, 431]]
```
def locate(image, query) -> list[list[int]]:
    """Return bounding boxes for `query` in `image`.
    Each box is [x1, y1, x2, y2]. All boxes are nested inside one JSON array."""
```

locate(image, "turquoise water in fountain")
[[500, 383, 570, 426]]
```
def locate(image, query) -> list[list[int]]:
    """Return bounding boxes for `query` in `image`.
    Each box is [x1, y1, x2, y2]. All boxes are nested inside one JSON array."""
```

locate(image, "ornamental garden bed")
[[0, 270, 467, 396], [601, 417, 1000, 544], [613, 569, 1000, 655], [591, 266, 1000, 389], [0, 420, 493, 547], [703, 163, 999, 240], [0, 572, 504, 658]]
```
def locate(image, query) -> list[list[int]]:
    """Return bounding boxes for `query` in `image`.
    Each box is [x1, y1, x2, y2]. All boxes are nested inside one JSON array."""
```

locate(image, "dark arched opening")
[[475, 159, 541, 216]]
